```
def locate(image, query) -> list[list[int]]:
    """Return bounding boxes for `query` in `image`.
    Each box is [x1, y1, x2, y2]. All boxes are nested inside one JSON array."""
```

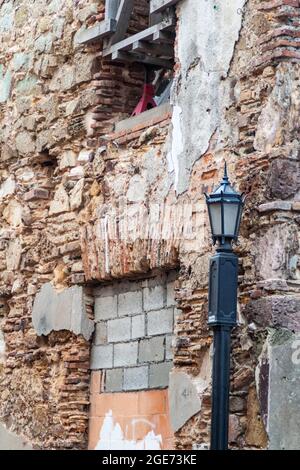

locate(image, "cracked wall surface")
[[0, 0, 299, 450]]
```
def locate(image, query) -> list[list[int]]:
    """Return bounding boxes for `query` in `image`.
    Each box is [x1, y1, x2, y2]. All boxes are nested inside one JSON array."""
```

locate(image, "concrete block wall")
[[91, 271, 178, 392]]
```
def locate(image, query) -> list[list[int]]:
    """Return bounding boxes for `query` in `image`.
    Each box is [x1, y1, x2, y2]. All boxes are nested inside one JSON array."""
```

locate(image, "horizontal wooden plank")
[[111, 50, 174, 69], [132, 40, 174, 58], [150, 0, 181, 15], [115, 103, 172, 133], [151, 30, 176, 44], [77, 19, 117, 44], [103, 18, 175, 57]]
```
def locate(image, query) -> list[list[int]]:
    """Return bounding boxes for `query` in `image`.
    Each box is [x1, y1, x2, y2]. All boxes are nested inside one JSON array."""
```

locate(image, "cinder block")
[[118, 290, 142, 317], [123, 366, 149, 391], [131, 314, 145, 339], [94, 294, 118, 321], [105, 368, 123, 393], [165, 335, 173, 360], [90, 344, 113, 370], [147, 308, 174, 336], [149, 362, 172, 388], [139, 336, 165, 364], [94, 322, 107, 345], [107, 317, 131, 343], [114, 342, 138, 367], [143, 284, 165, 311], [93, 285, 115, 298], [166, 281, 176, 307]]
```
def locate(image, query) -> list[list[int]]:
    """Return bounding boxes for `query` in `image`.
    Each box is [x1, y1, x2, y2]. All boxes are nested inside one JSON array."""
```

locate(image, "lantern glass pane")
[[210, 203, 222, 236], [223, 202, 239, 236]]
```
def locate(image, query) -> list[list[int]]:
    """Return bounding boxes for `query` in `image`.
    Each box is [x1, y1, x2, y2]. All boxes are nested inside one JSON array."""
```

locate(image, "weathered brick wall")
[[0, 0, 299, 451]]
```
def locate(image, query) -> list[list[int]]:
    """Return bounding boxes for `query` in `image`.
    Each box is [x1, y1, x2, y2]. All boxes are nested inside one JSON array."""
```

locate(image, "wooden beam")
[[150, 0, 180, 15], [103, 18, 175, 57], [132, 40, 174, 58], [105, 0, 120, 20], [111, 51, 174, 69], [77, 19, 117, 44], [110, 0, 134, 45], [152, 30, 175, 44]]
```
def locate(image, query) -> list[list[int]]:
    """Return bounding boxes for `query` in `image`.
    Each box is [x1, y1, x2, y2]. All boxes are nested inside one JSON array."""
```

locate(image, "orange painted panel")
[[88, 389, 174, 450]]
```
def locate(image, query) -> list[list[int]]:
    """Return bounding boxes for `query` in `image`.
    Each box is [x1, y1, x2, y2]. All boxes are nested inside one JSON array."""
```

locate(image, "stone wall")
[[0, 0, 299, 450]]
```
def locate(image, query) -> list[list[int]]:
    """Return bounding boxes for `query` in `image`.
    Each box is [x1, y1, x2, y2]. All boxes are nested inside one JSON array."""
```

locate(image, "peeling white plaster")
[[95, 410, 162, 450], [173, 0, 246, 194], [170, 105, 182, 193]]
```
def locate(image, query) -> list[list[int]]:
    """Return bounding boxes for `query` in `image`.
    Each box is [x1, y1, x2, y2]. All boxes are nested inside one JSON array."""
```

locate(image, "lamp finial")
[[223, 162, 229, 184]]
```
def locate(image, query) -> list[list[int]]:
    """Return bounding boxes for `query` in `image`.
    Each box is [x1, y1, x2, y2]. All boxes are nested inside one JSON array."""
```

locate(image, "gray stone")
[[0, 177, 15, 199], [53, 17, 65, 39], [267, 159, 300, 200], [91, 344, 113, 370], [77, 4, 98, 23], [0, 3, 14, 33], [107, 317, 131, 343], [244, 295, 300, 332], [168, 371, 201, 432], [123, 366, 149, 391], [114, 342, 138, 367], [59, 150, 77, 169], [34, 33, 54, 53], [49, 186, 70, 215], [264, 332, 300, 449], [0, 424, 32, 450], [143, 284, 165, 311], [105, 369, 123, 393], [94, 294, 118, 321], [0, 69, 12, 103], [74, 53, 97, 86], [139, 336, 165, 364], [149, 362, 172, 389], [6, 238, 21, 271], [15, 76, 39, 96], [118, 290, 142, 316], [15, 132, 35, 155], [147, 308, 174, 336], [32, 283, 94, 341], [126, 175, 147, 203], [131, 314, 145, 339], [258, 201, 292, 213], [94, 322, 107, 345], [70, 178, 84, 211], [0, 326, 5, 364]]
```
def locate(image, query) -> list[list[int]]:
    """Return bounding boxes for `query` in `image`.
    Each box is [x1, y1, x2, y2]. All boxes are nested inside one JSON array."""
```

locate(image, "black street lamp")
[[205, 163, 245, 451]]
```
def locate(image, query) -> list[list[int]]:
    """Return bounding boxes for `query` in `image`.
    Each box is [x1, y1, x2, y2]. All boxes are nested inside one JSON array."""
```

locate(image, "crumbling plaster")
[[172, 0, 246, 194]]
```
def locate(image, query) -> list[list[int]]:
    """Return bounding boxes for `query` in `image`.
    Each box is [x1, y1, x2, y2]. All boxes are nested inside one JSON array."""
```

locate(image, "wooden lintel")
[[111, 50, 174, 69], [152, 30, 176, 44], [105, 0, 120, 20], [150, 0, 180, 15], [103, 18, 175, 57], [77, 19, 117, 45], [110, 0, 134, 45], [132, 40, 174, 58]]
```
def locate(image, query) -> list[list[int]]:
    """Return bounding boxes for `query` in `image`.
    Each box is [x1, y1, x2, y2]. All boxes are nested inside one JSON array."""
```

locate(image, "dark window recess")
[[78, 0, 179, 116]]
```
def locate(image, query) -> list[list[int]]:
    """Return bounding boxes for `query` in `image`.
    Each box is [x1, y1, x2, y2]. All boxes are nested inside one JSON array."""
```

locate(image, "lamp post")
[[205, 163, 245, 451]]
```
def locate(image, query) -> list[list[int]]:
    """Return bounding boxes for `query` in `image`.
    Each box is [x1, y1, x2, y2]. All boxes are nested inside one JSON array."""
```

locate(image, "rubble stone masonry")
[[0, 0, 299, 450]]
